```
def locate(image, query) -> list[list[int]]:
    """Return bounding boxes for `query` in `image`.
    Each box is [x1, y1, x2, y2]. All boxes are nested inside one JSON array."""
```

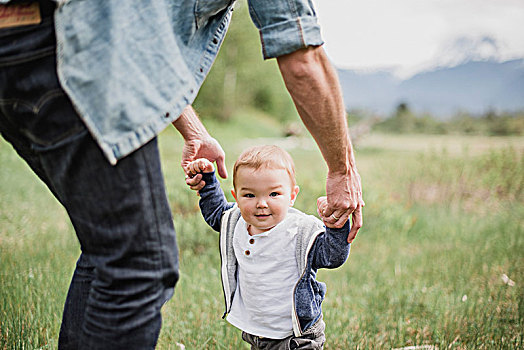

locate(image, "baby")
[[185, 144, 351, 349]]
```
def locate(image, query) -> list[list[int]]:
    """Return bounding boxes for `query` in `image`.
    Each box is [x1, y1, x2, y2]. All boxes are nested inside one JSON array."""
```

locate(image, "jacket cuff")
[[325, 221, 350, 237], [260, 16, 324, 59], [201, 172, 218, 186]]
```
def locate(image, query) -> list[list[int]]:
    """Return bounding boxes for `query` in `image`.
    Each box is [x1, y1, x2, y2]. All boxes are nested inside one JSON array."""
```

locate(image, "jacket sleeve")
[[311, 221, 351, 270], [198, 172, 235, 232], [246, 0, 324, 59]]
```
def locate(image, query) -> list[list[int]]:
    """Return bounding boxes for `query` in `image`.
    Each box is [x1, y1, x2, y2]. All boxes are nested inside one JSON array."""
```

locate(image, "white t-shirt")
[[226, 215, 300, 339]]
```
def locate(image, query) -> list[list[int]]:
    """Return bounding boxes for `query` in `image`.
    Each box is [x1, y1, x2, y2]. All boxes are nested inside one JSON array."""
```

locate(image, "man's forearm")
[[277, 46, 353, 175], [172, 105, 210, 141]]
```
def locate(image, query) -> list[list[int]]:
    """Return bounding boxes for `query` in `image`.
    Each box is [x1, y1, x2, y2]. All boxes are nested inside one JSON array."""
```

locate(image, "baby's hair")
[[233, 145, 296, 189]]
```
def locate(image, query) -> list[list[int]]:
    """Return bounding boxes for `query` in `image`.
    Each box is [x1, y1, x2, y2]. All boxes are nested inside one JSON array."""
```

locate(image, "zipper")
[[220, 210, 232, 318]]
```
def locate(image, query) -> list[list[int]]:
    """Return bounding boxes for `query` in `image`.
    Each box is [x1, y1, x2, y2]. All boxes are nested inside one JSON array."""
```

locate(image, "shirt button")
[[245, 250, 250, 256], [249, 238, 255, 244]]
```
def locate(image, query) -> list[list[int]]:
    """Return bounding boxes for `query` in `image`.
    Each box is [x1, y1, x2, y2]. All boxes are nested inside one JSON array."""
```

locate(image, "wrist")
[[201, 171, 218, 184], [328, 163, 349, 177], [327, 156, 349, 177], [174, 120, 209, 142], [172, 106, 210, 141], [327, 144, 360, 176]]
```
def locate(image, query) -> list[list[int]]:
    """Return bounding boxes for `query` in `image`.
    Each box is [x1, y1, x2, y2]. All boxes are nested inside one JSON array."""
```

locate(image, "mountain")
[[338, 57, 524, 118], [433, 36, 504, 68]]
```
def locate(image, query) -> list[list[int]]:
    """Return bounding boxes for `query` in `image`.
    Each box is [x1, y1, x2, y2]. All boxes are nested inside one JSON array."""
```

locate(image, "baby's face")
[[232, 166, 299, 236]]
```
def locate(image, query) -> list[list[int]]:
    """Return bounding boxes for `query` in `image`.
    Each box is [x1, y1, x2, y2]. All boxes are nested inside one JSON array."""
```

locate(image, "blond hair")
[[233, 145, 296, 189]]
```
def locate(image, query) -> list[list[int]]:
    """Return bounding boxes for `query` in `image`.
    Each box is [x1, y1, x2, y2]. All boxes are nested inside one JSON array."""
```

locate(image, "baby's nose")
[[256, 198, 268, 208]]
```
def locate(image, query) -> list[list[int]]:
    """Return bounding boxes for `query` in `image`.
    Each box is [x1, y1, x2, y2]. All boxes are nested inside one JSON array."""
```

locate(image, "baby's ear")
[[290, 186, 300, 206], [231, 189, 237, 201]]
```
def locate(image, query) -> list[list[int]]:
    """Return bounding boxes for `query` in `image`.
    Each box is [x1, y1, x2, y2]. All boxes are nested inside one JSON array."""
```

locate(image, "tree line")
[[368, 102, 524, 136]]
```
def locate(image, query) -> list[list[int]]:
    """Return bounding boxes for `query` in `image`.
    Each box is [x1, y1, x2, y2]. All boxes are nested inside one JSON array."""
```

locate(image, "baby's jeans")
[[241, 316, 326, 350], [0, 1, 179, 349]]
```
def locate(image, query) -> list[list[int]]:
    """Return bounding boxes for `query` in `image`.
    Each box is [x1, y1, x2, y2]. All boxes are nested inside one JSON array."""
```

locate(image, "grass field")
[[1, 116, 522, 349]]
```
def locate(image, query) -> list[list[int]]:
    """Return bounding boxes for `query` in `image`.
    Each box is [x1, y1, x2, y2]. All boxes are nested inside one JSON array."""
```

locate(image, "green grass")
[[1, 120, 523, 349]]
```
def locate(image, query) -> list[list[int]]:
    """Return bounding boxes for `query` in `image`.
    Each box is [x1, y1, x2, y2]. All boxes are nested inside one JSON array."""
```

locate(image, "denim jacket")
[[0, 0, 324, 164], [198, 173, 350, 336]]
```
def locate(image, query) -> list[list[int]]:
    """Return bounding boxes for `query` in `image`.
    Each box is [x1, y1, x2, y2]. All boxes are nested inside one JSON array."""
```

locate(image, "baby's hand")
[[186, 158, 214, 175], [185, 158, 215, 193], [317, 196, 336, 229]]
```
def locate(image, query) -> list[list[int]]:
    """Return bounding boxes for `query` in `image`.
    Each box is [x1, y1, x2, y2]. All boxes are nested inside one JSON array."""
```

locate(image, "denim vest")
[[1, 0, 324, 164]]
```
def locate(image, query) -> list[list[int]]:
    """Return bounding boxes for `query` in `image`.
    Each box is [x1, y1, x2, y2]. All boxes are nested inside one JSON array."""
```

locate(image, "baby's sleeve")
[[311, 221, 351, 270], [198, 172, 234, 232]]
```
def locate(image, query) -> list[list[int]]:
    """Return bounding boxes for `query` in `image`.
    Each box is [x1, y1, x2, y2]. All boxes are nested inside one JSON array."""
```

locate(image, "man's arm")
[[277, 46, 363, 241], [172, 105, 228, 180]]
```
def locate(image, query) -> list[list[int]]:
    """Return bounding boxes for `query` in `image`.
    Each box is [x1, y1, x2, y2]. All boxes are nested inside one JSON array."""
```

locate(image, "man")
[[0, 0, 363, 349]]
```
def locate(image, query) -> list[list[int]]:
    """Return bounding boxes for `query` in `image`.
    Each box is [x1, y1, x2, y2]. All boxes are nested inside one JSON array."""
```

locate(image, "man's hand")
[[319, 168, 364, 243], [173, 106, 228, 183], [181, 137, 227, 179]]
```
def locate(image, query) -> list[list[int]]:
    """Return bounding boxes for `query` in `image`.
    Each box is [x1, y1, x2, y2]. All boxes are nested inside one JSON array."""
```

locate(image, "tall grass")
[[1, 122, 522, 349], [0, 141, 78, 349]]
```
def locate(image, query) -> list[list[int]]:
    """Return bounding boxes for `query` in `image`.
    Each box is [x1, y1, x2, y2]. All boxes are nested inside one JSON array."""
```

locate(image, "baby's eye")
[[244, 193, 255, 198], [269, 192, 280, 197]]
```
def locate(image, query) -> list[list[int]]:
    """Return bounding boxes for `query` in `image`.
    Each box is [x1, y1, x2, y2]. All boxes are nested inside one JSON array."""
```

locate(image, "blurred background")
[[195, 0, 524, 136], [1, 1, 522, 349]]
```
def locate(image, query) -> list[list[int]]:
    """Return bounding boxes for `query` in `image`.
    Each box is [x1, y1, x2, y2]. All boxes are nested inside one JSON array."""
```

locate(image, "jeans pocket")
[[1, 89, 87, 151]]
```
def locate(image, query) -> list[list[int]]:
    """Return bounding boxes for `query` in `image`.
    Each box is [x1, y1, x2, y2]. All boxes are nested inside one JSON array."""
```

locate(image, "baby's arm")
[[311, 196, 351, 269], [185, 159, 234, 231]]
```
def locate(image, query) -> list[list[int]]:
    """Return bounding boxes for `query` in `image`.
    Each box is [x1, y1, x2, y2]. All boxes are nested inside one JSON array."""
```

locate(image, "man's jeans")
[[0, 3, 179, 349]]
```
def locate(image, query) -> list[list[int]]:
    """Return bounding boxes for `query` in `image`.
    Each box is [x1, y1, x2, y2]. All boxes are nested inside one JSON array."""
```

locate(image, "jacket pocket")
[[194, 0, 234, 28]]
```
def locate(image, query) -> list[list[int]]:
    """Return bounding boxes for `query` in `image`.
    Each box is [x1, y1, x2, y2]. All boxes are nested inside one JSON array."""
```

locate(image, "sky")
[[315, 0, 524, 78]]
